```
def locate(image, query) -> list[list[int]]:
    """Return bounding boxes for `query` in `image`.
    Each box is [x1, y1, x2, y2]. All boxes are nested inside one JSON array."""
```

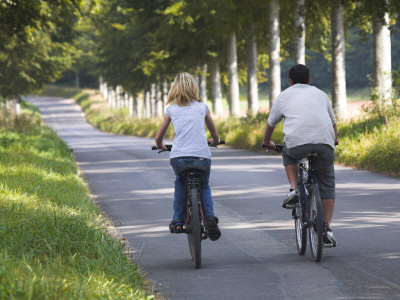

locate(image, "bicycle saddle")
[[304, 152, 319, 158], [179, 168, 203, 177]]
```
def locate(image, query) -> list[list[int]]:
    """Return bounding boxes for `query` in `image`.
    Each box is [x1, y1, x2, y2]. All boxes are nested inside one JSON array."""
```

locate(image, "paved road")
[[27, 96, 400, 300]]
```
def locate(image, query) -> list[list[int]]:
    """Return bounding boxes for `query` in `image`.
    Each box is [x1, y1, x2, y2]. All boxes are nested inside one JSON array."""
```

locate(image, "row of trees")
[[1, 1, 399, 120], [87, 0, 399, 120], [0, 1, 82, 104]]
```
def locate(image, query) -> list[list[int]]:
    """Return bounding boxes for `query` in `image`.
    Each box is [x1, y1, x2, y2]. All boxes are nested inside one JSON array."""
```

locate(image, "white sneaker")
[[282, 190, 299, 209]]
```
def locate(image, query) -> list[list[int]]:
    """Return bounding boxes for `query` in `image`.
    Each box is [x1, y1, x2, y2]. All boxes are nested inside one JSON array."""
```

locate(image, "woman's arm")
[[155, 114, 171, 149], [205, 110, 219, 145]]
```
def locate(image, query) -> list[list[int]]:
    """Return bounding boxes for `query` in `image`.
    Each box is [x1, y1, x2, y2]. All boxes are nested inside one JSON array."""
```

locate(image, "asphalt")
[[27, 96, 400, 300]]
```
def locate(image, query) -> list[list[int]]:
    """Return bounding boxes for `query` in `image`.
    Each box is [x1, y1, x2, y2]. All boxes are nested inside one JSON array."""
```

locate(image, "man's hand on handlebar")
[[262, 140, 276, 150]]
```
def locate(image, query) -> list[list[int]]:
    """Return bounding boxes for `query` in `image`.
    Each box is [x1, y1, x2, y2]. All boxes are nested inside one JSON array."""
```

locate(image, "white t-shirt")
[[267, 84, 337, 149], [166, 101, 211, 159]]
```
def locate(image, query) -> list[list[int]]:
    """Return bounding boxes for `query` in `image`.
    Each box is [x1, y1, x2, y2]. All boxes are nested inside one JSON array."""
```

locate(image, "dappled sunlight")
[[213, 184, 287, 197], [131, 187, 174, 196], [337, 181, 400, 191], [370, 253, 400, 259], [222, 219, 293, 231], [117, 223, 171, 238], [335, 211, 400, 229], [213, 163, 283, 172], [78, 158, 165, 166]]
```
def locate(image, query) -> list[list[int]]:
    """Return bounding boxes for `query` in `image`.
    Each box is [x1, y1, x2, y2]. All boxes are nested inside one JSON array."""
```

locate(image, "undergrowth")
[[0, 102, 153, 299]]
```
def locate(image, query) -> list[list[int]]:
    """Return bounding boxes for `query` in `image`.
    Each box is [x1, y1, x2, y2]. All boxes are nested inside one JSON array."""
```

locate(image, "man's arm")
[[263, 122, 276, 148], [155, 114, 171, 149], [333, 123, 338, 144]]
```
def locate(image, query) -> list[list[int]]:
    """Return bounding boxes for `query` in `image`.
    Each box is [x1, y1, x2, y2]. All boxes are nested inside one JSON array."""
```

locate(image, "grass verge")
[[0, 101, 153, 299], [38, 85, 400, 176]]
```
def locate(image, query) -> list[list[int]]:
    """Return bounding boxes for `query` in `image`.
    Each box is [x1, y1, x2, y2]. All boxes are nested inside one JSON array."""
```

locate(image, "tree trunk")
[[199, 64, 208, 104], [116, 85, 123, 110], [210, 55, 223, 116], [107, 87, 112, 105], [111, 88, 117, 110], [128, 94, 134, 117], [227, 32, 240, 116], [268, 0, 281, 108], [331, 0, 347, 119], [75, 71, 80, 89], [294, 0, 305, 65], [162, 80, 168, 111], [144, 89, 151, 118], [246, 23, 259, 115], [155, 83, 163, 117], [150, 83, 156, 117], [137, 93, 144, 119], [373, 12, 392, 104]]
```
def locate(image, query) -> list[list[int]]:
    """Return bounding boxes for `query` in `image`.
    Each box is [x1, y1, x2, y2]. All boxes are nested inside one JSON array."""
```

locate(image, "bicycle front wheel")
[[308, 183, 324, 262], [187, 187, 202, 269], [294, 205, 307, 255]]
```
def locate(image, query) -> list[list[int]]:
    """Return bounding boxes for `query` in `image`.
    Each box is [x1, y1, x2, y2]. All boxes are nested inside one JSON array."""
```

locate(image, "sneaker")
[[282, 190, 299, 209], [204, 216, 221, 241], [323, 224, 336, 247]]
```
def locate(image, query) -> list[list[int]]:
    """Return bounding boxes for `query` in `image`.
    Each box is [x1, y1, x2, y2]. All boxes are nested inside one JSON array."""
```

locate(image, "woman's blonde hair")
[[167, 72, 201, 106]]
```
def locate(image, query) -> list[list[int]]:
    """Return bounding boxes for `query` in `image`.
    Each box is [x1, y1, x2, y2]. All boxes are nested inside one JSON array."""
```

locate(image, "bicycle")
[[264, 144, 331, 262], [152, 140, 225, 268]]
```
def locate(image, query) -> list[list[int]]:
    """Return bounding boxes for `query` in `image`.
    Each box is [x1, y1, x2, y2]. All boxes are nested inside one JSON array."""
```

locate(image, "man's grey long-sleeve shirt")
[[267, 83, 337, 149]]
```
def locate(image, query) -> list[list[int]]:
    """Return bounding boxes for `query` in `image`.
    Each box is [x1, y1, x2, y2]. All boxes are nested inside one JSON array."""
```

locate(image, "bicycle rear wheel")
[[308, 183, 324, 262], [294, 205, 307, 255], [187, 187, 202, 268]]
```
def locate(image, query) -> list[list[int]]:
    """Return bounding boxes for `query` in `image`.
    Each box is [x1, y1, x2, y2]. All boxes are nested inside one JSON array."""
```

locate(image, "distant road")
[[27, 95, 400, 300]]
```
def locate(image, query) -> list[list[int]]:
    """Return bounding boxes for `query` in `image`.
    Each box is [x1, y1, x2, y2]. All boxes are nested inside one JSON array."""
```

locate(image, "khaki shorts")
[[282, 144, 335, 199]]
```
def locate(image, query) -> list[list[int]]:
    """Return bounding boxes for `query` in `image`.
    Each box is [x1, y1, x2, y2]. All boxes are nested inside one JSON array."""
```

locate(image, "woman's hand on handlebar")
[[157, 143, 168, 151], [208, 138, 219, 146]]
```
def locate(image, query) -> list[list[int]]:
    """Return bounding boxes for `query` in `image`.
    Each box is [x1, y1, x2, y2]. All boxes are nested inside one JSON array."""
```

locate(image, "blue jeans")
[[170, 157, 214, 222]]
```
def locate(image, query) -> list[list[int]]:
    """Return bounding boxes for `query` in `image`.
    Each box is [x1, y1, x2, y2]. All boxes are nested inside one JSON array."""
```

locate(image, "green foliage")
[[337, 116, 400, 176], [0, 107, 153, 299], [0, 0, 82, 101], [214, 113, 284, 151]]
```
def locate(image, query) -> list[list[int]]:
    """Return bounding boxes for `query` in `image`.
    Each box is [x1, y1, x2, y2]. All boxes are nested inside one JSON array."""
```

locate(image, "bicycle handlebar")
[[152, 140, 225, 152], [262, 143, 284, 153]]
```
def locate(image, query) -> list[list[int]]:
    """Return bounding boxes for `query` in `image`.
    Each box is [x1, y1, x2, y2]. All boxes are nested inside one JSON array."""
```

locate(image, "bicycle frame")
[[298, 155, 317, 228]]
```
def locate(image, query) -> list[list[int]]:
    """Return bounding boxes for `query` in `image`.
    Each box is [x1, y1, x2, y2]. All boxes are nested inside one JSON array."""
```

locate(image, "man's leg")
[[282, 146, 300, 209], [322, 198, 335, 227], [285, 164, 298, 189]]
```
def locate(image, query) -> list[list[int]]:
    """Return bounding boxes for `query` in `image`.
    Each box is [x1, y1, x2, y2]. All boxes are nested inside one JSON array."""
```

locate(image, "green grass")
[[0, 103, 153, 299], [38, 86, 400, 176], [39, 85, 83, 99]]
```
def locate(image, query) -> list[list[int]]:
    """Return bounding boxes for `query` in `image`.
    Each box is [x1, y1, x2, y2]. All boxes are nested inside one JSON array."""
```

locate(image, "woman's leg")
[[199, 159, 214, 217], [170, 158, 187, 222]]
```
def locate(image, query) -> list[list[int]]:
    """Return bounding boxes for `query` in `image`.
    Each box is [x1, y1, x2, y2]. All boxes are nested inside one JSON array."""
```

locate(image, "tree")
[[294, 0, 306, 64], [331, 0, 347, 119], [372, 11, 392, 103], [268, 0, 281, 107], [0, 0, 82, 101], [227, 32, 240, 116], [246, 23, 259, 115]]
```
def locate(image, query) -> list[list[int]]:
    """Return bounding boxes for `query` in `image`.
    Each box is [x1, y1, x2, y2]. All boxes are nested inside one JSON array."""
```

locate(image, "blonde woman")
[[155, 72, 221, 241]]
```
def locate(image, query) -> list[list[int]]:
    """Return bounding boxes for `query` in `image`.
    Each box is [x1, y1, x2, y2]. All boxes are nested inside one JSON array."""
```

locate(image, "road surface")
[[27, 96, 400, 300]]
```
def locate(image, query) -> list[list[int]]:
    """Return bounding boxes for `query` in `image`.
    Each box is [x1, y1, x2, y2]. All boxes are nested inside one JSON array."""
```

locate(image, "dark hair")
[[288, 64, 310, 84]]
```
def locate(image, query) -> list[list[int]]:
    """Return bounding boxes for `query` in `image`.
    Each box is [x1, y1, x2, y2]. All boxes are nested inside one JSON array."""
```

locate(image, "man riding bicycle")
[[263, 64, 338, 246]]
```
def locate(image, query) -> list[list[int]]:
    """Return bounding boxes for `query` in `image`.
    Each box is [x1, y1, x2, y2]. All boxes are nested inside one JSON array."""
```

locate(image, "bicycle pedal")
[[324, 243, 334, 248]]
